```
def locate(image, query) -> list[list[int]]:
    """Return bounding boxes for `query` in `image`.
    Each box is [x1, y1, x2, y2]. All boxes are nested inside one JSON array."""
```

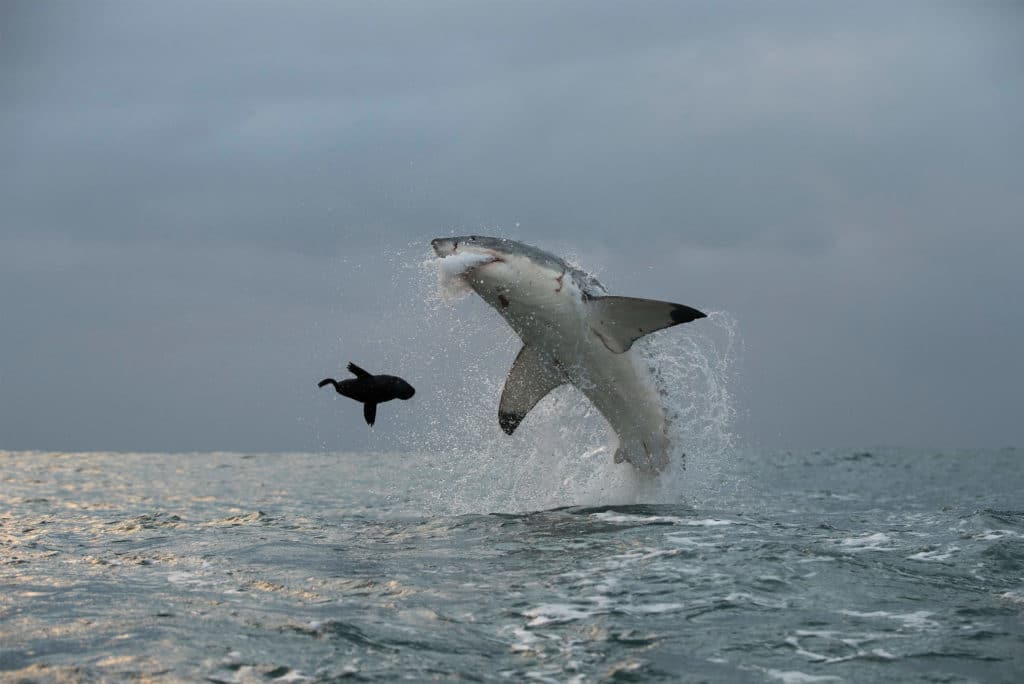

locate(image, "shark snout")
[[431, 238, 455, 257]]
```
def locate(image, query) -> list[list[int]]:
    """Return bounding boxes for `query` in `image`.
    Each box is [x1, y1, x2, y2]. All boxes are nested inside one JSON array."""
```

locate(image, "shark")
[[430, 235, 706, 474]]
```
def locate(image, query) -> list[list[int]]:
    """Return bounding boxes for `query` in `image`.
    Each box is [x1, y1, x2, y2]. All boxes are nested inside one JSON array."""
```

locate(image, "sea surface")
[[2, 447, 1022, 683]]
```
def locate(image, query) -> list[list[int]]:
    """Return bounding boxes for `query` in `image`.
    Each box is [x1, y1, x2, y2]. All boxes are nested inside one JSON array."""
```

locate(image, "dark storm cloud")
[[1, 1, 1021, 451]]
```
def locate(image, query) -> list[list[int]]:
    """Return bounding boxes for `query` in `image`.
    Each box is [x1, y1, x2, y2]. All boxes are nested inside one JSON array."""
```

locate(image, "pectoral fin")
[[588, 296, 706, 353], [498, 345, 566, 435], [363, 402, 377, 426], [348, 362, 371, 379]]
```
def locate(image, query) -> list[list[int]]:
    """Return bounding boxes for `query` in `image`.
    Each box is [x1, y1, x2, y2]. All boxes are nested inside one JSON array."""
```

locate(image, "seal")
[[318, 362, 415, 426]]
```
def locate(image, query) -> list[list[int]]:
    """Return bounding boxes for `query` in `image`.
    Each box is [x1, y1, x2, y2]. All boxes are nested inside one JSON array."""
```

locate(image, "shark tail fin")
[[587, 296, 706, 353], [614, 433, 671, 473]]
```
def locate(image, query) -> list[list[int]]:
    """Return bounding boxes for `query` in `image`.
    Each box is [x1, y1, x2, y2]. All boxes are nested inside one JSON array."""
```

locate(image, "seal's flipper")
[[348, 362, 371, 379], [587, 296, 706, 353], [499, 345, 566, 435], [363, 402, 377, 426]]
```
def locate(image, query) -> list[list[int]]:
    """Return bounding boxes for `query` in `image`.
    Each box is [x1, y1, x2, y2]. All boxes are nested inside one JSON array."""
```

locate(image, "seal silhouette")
[[317, 362, 415, 426]]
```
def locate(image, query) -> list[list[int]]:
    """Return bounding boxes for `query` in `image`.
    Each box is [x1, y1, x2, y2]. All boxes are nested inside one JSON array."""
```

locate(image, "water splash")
[[431, 252, 498, 302], [378, 242, 742, 514]]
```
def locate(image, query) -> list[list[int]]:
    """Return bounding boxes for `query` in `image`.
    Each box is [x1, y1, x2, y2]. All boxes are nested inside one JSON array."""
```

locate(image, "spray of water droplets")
[[370, 242, 743, 514]]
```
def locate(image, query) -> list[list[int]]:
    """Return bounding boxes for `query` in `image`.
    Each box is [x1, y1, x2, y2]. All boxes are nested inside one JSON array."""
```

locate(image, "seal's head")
[[393, 378, 415, 400]]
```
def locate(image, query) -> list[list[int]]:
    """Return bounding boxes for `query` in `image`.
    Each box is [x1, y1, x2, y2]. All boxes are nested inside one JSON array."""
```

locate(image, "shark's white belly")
[[554, 330, 670, 472], [475, 270, 669, 471]]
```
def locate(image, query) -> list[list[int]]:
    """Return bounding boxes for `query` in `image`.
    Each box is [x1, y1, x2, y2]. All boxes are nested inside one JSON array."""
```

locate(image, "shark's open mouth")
[[436, 251, 500, 278], [433, 251, 500, 302]]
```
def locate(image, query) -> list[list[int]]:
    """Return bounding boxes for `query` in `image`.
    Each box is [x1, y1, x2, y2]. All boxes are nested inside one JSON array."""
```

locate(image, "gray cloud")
[[1, 1, 1021, 451]]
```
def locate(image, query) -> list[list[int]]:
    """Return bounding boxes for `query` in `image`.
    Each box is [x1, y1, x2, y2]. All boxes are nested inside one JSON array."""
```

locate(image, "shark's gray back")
[[465, 236, 608, 297]]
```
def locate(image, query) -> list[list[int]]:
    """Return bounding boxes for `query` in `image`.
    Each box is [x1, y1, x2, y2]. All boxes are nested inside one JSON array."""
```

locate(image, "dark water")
[[2, 448, 1022, 682]]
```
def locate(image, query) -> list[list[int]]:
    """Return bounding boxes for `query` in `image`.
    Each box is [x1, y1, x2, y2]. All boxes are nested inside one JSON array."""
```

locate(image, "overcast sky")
[[2, 1, 1022, 453]]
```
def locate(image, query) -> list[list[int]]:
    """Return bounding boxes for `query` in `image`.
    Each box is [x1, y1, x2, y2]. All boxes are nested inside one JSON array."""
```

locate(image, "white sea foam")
[[763, 669, 842, 683], [998, 591, 1024, 605], [664, 533, 724, 549], [784, 627, 903, 667], [522, 603, 598, 627], [591, 511, 688, 525], [680, 518, 736, 527], [430, 252, 497, 302], [723, 592, 788, 609], [974, 529, 1023, 541], [606, 548, 685, 568], [796, 556, 838, 563], [907, 545, 960, 561], [623, 602, 684, 614], [167, 571, 207, 586], [838, 609, 939, 631], [838, 532, 898, 551]]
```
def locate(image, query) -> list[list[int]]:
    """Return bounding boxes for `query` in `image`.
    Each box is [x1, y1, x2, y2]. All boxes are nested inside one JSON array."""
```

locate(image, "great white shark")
[[431, 235, 706, 474]]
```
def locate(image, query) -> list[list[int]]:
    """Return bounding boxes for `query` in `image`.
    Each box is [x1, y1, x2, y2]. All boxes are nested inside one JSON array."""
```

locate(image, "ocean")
[[3, 261, 1022, 682], [2, 446, 1021, 683]]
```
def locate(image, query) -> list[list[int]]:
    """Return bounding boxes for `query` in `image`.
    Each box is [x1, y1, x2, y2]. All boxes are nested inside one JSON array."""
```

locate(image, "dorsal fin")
[[498, 346, 566, 435], [587, 296, 706, 353], [347, 362, 371, 378]]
